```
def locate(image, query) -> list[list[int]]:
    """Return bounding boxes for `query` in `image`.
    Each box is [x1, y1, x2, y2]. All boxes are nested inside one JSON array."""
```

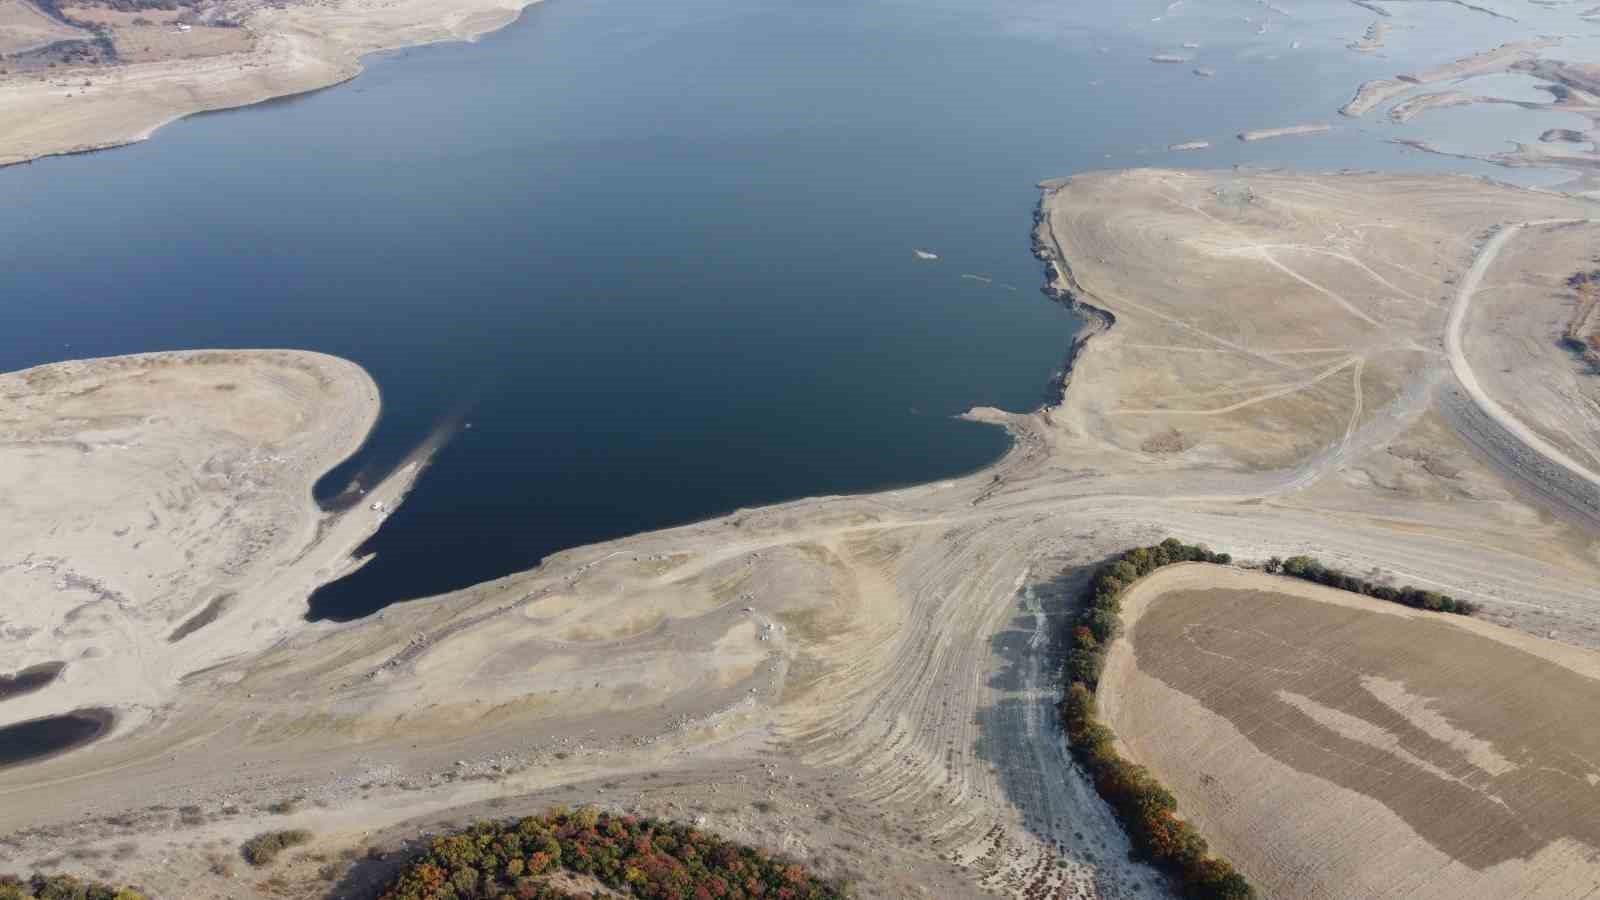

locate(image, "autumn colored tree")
[[379, 809, 848, 900]]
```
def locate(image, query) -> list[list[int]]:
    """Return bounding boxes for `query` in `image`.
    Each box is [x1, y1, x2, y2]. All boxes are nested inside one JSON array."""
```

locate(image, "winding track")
[[1445, 220, 1600, 489], [1442, 219, 1600, 529]]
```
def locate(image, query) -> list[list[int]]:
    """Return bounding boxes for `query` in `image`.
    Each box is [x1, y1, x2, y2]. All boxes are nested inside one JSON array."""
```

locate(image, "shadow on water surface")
[[0, 708, 115, 770]]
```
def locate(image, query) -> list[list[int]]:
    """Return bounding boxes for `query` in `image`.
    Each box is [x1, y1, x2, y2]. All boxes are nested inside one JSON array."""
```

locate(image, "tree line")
[[1060, 539, 1254, 900], [1266, 555, 1476, 615]]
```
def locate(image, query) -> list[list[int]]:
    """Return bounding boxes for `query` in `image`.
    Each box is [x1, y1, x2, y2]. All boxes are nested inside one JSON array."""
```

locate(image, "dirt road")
[[1441, 218, 1600, 528], [1445, 219, 1600, 488]]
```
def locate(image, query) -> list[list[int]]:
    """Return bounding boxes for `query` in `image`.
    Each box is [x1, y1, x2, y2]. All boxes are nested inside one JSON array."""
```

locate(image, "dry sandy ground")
[[0, 350, 430, 736], [1454, 219, 1600, 480], [1101, 564, 1600, 899], [0, 0, 540, 166], [0, 0, 84, 56], [3, 170, 1600, 900]]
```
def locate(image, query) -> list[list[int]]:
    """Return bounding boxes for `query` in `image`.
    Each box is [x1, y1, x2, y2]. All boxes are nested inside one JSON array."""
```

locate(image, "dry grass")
[[0, 0, 86, 55]]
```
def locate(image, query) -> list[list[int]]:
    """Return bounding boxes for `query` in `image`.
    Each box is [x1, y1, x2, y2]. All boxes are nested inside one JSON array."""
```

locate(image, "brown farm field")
[[1101, 563, 1600, 900]]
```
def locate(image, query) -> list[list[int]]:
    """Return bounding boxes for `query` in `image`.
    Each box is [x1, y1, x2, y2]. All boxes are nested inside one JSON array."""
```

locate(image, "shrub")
[[1108, 560, 1140, 584], [1066, 647, 1105, 685], [1188, 857, 1254, 900], [1086, 609, 1121, 643], [241, 829, 312, 866], [1061, 682, 1095, 731], [0, 874, 147, 900]]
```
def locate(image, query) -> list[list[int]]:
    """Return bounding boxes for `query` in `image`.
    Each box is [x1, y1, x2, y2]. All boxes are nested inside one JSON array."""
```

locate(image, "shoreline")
[[0, 0, 544, 169], [1031, 184, 1117, 408]]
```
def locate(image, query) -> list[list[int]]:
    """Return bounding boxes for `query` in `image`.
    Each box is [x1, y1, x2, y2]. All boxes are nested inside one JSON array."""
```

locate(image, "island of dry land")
[[5, 170, 1600, 899]]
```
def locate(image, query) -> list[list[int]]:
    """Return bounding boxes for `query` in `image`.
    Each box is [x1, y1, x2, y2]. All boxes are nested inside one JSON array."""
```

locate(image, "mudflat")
[[0, 350, 410, 736]]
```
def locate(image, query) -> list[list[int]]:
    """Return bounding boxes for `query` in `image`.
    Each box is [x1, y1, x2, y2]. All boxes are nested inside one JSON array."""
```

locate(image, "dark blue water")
[[0, 663, 66, 703], [0, 0, 1564, 619], [0, 709, 113, 769]]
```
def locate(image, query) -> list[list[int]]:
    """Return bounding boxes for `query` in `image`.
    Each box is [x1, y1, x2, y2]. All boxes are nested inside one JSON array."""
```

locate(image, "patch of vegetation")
[[1064, 539, 1232, 691], [1265, 555, 1476, 615], [0, 874, 147, 899], [241, 829, 312, 867], [45, 0, 203, 14], [1060, 539, 1254, 900], [263, 797, 301, 815], [1563, 266, 1600, 371], [378, 807, 849, 900]]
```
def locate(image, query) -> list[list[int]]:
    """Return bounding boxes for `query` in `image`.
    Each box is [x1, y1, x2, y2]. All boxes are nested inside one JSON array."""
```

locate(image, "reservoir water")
[[0, 0, 1580, 619]]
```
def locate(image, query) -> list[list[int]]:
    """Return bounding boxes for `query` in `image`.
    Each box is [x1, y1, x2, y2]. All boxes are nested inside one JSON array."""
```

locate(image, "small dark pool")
[[0, 662, 67, 703], [0, 708, 114, 769]]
